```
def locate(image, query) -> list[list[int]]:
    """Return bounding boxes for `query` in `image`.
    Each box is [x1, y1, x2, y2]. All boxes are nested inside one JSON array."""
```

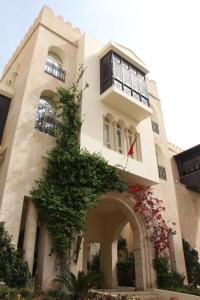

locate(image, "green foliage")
[[54, 270, 104, 300], [0, 222, 30, 288], [153, 256, 184, 289], [182, 239, 200, 287], [117, 260, 135, 287], [0, 286, 33, 300], [31, 74, 127, 256]]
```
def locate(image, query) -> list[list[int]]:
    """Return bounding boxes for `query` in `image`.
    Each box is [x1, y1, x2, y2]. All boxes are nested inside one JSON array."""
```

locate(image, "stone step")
[[92, 289, 159, 300]]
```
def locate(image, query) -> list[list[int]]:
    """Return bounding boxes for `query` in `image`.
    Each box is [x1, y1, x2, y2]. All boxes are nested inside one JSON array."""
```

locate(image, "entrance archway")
[[82, 193, 156, 290]]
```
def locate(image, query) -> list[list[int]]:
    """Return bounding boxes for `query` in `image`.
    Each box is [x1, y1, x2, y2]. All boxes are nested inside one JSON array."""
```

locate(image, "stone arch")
[[47, 46, 64, 67], [82, 193, 156, 290]]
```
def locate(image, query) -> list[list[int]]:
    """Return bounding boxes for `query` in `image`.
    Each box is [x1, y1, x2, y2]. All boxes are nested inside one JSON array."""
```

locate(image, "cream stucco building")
[[0, 5, 200, 292]]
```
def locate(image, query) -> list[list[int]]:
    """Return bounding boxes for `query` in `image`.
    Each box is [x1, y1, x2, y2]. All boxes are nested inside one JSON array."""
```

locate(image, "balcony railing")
[[151, 121, 159, 134], [100, 51, 150, 107], [158, 165, 167, 180], [45, 61, 66, 82]]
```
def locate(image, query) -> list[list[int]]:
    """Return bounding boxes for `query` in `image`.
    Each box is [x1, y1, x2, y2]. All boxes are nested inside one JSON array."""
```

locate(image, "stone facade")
[[0, 5, 199, 291]]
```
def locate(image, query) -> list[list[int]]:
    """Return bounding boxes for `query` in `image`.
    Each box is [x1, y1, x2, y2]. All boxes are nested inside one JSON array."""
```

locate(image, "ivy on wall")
[[31, 73, 127, 261]]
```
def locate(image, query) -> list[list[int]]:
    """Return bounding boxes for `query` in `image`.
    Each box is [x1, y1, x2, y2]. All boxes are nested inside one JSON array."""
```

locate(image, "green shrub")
[[182, 239, 200, 287], [0, 286, 33, 300], [0, 222, 30, 288], [54, 270, 104, 300], [154, 256, 185, 289]]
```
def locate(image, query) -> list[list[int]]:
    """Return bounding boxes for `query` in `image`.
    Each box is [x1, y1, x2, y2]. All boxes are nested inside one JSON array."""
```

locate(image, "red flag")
[[128, 136, 137, 156]]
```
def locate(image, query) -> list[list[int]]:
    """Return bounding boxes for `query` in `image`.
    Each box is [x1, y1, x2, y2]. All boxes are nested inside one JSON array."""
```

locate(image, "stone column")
[[23, 200, 37, 274], [100, 239, 118, 288]]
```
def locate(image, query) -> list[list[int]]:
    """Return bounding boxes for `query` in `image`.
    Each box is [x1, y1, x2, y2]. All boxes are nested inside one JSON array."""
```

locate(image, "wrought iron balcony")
[[45, 61, 66, 82], [151, 121, 159, 134], [174, 144, 200, 193], [158, 165, 167, 180]]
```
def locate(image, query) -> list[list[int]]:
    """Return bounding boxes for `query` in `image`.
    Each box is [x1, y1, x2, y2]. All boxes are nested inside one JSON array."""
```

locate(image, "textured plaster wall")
[[0, 19, 78, 245], [148, 80, 187, 278], [78, 33, 159, 187]]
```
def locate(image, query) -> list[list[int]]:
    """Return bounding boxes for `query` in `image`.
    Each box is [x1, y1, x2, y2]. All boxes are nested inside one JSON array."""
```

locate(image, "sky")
[[0, 0, 199, 150]]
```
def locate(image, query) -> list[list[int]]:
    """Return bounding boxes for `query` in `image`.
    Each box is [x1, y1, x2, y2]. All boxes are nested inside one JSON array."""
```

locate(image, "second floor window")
[[35, 98, 56, 136], [103, 117, 112, 149], [45, 51, 66, 82], [116, 124, 123, 154], [100, 51, 149, 106]]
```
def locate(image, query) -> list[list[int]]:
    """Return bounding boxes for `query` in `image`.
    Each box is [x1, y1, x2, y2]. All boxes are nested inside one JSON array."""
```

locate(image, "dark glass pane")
[[112, 53, 121, 63], [0, 95, 11, 144]]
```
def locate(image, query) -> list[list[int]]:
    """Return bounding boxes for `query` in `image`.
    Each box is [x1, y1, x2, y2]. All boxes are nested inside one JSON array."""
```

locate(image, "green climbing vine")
[[31, 72, 127, 261]]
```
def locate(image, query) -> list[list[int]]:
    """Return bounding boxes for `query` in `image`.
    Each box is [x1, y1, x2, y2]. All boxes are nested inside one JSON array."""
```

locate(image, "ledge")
[[100, 86, 152, 121]]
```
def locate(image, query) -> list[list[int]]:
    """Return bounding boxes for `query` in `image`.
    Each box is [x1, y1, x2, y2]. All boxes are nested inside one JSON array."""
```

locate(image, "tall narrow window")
[[103, 117, 111, 149], [116, 124, 123, 154], [0, 95, 11, 144], [127, 129, 138, 159], [35, 99, 56, 136]]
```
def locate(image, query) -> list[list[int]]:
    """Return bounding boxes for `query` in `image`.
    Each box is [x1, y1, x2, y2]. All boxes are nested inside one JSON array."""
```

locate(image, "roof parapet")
[[1, 5, 82, 79]]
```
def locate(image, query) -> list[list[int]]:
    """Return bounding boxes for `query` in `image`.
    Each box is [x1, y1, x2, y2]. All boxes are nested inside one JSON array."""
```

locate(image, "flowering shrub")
[[129, 185, 175, 253]]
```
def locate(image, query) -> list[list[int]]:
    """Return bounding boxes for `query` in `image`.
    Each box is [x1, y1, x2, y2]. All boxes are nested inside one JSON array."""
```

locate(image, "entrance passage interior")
[[83, 196, 155, 290]]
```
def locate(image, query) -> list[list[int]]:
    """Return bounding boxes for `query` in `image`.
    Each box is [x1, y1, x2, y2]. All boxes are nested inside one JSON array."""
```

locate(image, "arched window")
[[155, 144, 167, 180], [127, 127, 141, 161], [116, 124, 124, 154], [47, 51, 63, 68], [35, 98, 56, 136], [103, 117, 112, 149], [45, 51, 66, 82]]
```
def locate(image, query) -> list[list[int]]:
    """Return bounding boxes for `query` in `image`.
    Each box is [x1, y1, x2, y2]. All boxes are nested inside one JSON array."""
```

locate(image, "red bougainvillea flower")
[[129, 185, 175, 253]]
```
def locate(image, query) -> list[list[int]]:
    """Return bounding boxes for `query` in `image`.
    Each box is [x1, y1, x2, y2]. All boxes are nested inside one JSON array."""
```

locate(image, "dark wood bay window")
[[100, 51, 149, 106], [0, 95, 11, 144]]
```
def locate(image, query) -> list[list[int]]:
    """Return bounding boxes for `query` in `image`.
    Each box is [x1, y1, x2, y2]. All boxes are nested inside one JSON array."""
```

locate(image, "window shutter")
[[0, 95, 11, 144], [100, 52, 112, 94]]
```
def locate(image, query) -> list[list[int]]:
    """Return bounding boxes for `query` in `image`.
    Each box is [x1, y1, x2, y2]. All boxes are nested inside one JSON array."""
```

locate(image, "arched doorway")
[[82, 193, 156, 290]]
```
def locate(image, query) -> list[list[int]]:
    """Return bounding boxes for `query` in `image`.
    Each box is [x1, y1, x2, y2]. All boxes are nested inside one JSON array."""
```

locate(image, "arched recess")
[[82, 193, 156, 290], [45, 46, 66, 82], [103, 113, 114, 149], [115, 119, 126, 154], [35, 90, 58, 136], [155, 144, 164, 166], [155, 144, 167, 180], [151, 104, 160, 134], [127, 125, 142, 161]]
